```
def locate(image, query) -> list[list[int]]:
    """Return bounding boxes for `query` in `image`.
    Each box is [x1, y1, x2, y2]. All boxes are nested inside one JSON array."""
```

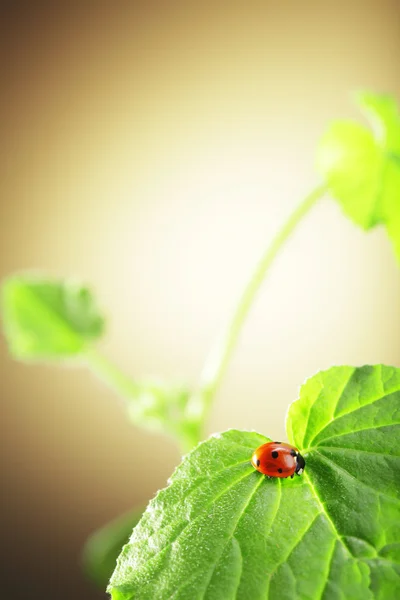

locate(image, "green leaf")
[[84, 350, 200, 450], [317, 93, 400, 259], [126, 378, 199, 449], [83, 508, 144, 589], [108, 365, 400, 599], [1, 275, 104, 359]]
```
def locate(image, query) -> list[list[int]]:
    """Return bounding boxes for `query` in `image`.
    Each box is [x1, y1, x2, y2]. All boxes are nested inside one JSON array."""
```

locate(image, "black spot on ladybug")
[[274, 441, 281, 444], [256, 459, 260, 467], [290, 449, 297, 457], [271, 451, 279, 459], [278, 468, 283, 473]]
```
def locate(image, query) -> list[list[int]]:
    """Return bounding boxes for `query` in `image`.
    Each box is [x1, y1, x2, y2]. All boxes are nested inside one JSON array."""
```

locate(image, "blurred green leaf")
[[108, 365, 400, 600], [84, 350, 200, 449], [125, 377, 199, 449], [83, 508, 144, 590], [0, 276, 199, 449], [1, 275, 104, 359], [317, 92, 400, 259]]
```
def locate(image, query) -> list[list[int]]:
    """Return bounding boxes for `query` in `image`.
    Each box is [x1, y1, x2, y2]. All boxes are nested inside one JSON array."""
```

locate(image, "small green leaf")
[[83, 508, 144, 589], [126, 378, 199, 449], [108, 365, 400, 599], [317, 93, 400, 259], [84, 349, 200, 449], [1, 275, 104, 359]]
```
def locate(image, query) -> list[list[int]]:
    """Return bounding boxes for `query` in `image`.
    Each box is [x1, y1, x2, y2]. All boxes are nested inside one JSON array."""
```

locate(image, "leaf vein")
[[136, 458, 253, 543], [303, 471, 351, 555], [303, 368, 355, 448], [201, 477, 264, 599], [265, 512, 324, 598], [316, 445, 400, 459], [315, 450, 400, 505], [317, 538, 338, 600], [311, 423, 400, 448], [126, 469, 257, 581], [309, 390, 400, 447]]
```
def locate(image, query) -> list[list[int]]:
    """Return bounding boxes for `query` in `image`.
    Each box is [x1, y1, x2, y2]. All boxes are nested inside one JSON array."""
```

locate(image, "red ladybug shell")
[[251, 441, 305, 479]]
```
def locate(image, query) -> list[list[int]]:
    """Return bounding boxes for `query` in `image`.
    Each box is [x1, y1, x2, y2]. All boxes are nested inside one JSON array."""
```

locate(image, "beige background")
[[1, 2, 400, 599]]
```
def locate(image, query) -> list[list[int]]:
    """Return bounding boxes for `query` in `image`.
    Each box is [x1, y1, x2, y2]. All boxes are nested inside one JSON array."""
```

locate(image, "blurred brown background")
[[1, 2, 400, 599]]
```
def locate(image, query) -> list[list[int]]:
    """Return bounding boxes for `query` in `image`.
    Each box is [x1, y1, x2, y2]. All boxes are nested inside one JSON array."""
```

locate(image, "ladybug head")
[[295, 452, 306, 475]]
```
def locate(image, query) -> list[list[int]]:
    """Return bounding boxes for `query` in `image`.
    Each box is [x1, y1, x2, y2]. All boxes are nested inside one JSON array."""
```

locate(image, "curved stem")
[[188, 184, 327, 425], [84, 348, 197, 453], [84, 348, 138, 399]]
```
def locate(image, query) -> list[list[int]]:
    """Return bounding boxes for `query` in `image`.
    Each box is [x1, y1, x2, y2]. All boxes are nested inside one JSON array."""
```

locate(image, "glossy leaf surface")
[[109, 365, 400, 599]]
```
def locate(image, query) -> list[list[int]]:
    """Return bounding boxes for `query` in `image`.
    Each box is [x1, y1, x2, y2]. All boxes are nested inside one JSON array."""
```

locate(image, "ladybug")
[[251, 441, 305, 479]]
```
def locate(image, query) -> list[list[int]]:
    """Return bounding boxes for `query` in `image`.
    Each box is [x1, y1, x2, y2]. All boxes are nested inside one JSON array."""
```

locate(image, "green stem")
[[84, 348, 196, 453], [84, 184, 325, 452], [188, 184, 327, 425], [84, 348, 138, 399]]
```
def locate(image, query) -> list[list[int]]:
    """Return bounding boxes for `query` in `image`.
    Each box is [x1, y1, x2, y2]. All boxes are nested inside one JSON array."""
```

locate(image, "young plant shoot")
[[2, 92, 400, 599]]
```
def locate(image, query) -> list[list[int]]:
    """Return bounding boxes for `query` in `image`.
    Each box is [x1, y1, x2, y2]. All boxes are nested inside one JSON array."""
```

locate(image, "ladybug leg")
[[291, 474, 294, 479]]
